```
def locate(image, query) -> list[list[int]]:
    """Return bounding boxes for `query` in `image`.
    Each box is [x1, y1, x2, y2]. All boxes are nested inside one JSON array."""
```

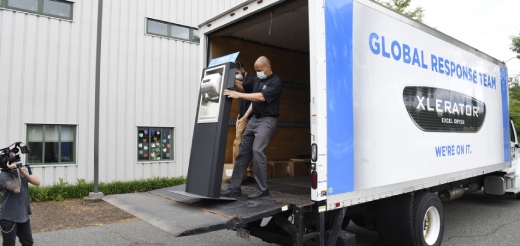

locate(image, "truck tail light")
[[311, 171, 317, 189], [311, 143, 317, 162]]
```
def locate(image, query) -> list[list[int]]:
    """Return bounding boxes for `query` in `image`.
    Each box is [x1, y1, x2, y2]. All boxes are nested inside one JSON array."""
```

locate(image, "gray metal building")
[[0, 0, 246, 186]]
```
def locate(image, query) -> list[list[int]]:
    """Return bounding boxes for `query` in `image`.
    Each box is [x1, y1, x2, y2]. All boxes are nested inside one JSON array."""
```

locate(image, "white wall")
[[0, 0, 247, 186], [0, 1, 98, 186]]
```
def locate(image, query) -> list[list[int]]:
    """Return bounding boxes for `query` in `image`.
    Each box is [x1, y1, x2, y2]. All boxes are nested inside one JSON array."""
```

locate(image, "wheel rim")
[[423, 206, 441, 245]]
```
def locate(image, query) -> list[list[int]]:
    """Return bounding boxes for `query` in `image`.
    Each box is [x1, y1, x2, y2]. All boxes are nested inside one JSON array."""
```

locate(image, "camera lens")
[[8, 155, 20, 163], [21, 146, 31, 154]]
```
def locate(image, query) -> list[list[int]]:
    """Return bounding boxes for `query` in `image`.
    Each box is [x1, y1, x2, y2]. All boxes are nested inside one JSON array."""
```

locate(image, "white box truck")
[[104, 0, 520, 245]]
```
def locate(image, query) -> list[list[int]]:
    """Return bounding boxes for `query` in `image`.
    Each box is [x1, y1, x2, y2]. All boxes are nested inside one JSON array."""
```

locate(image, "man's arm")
[[224, 90, 265, 102], [2, 162, 21, 193], [243, 104, 253, 119], [19, 168, 40, 186], [5, 180, 20, 193], [234, 80, 245, 92]]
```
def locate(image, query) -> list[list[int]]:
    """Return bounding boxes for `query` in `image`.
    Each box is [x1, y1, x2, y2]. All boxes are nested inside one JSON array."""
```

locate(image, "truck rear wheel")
[[413, 192, 444, 246]]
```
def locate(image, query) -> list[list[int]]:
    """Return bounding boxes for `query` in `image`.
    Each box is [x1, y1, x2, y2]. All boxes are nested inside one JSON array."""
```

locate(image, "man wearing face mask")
[[223, 56, 282, 199], [233, 62, 253, 159], [232, 61, 255, 181]]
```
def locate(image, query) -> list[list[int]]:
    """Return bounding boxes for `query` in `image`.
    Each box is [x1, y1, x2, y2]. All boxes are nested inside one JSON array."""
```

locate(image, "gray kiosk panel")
[[185, 62, 237, 198]]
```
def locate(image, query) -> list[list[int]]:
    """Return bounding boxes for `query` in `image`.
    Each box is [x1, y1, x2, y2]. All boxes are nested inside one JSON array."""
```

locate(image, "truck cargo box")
[[107, 0, 520, 245], [199, 0, 513, 209]]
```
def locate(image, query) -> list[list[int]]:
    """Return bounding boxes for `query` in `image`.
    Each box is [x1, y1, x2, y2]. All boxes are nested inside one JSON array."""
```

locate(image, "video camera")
[[0, 142, 32, 173]]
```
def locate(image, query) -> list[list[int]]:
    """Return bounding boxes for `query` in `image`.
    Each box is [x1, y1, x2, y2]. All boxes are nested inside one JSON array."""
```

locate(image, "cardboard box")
[[266, 163, 273, 179], [245, 160, 254, 179], [290, 159, 312, 175], [222, 163, 234, 180], [223, 162, 273, 180], [268, 161, 288, 178], [287, 161, 309, 177]]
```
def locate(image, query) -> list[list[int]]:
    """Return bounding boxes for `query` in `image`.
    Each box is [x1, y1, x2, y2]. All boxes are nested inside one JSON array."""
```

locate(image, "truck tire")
[[413, 192, 444, 246]]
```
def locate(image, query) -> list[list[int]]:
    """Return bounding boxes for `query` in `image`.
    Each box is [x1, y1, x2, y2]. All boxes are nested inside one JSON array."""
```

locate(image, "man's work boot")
[[248, 189, 270, 199], [221, 188, 242, 198]]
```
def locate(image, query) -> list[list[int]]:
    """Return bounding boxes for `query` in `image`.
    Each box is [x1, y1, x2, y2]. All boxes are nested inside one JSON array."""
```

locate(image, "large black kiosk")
[[181, 61, 238, 199]]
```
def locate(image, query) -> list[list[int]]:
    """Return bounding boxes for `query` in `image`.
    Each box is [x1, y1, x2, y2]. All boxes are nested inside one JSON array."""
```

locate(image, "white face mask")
[[257, 71, 267, 79], [235, 73, 243, 81]]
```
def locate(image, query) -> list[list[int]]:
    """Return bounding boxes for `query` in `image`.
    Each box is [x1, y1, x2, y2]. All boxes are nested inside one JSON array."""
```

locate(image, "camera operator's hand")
[[19, 167, 40, 186], [6, 161, 16, 170]]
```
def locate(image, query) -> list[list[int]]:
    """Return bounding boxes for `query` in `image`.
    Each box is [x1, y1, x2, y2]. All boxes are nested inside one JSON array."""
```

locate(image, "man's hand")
[[19, 168, 29, 176], [6, 161, 16, 170], [224, 89, 241, 99], [20, 168, 41, 186], [234, 80, 245, 92]]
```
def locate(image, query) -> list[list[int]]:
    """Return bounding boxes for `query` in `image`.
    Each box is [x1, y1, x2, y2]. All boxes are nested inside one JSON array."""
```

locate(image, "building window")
[[138, 127, 174, 161], [26, 124, 76, 164], [146, 18, 199, 43], [1, 0, 73, 20]]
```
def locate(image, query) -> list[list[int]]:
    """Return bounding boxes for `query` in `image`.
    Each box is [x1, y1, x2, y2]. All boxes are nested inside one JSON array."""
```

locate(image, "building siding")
[[0, 0, 98, 185], [0, 0, 247, 186]]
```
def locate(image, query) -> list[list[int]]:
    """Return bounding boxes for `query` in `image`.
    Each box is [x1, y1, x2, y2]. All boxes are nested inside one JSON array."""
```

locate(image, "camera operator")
[[0, 150, 40, 246]]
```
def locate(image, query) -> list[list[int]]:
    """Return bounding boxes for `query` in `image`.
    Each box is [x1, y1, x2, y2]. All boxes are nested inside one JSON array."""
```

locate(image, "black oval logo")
[[403, 86, 486, 133]]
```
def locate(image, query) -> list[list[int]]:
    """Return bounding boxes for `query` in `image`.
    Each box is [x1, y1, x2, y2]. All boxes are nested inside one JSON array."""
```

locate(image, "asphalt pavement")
[[22, 191, 520, 246], [28, 220, 272, 246]]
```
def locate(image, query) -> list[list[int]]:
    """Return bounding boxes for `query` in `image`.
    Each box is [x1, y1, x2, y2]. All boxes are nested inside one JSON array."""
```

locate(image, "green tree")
[[511, 32, 520, 59], [509, 80, 520, 98], [376, 0, 425, 23], [510, 85, 520, 133]]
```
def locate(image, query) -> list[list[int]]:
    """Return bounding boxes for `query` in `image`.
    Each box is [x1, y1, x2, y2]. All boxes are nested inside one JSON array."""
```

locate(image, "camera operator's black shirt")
[[238, 73, 254, 120], [0, 171, 31, 223], [251, 73, 283, 118]]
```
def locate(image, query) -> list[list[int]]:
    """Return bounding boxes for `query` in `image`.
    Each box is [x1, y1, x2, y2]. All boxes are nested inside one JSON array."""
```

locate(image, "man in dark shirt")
[[232, 62, 254, 164], [223, 56, 282, 199], [0, 151, 40, 246]]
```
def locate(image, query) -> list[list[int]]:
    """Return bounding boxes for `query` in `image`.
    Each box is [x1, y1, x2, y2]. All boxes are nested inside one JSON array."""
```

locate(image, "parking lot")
[[28, 191, 520, 246]]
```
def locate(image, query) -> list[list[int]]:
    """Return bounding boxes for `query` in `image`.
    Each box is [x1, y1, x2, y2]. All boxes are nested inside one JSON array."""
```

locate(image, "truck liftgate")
[[104, 177, 355, 246]]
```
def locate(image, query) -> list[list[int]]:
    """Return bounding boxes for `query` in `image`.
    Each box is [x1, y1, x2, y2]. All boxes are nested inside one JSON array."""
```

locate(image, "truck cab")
[[505, 119, 520, 191]]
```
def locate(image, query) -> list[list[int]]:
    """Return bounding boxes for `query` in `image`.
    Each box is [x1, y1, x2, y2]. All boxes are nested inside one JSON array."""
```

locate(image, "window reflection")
[[7, 0, 38, 12], [42, 0, 72, 18]]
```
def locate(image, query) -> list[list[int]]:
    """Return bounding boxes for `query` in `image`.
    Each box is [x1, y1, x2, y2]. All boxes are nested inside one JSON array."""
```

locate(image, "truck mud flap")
[[103, 183, 313, 237]]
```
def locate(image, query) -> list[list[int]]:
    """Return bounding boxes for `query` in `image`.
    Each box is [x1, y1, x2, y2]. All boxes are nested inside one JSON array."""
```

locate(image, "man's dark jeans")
[[0, 219, 34, 246]]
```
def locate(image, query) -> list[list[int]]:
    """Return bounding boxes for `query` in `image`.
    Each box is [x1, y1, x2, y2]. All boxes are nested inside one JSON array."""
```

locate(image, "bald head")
[[254, 56, 272, 78], [255, 56, 270, 67]]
